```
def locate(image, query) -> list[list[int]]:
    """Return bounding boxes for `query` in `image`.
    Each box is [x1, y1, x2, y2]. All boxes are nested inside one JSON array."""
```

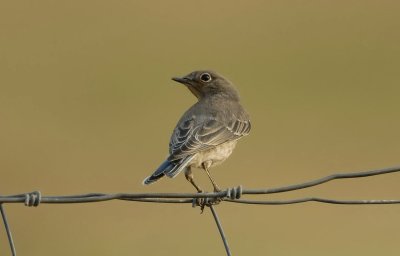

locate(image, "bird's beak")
[[171, 77, 187, 84], [171, 76, 192, 86], [172, 74, 201, 99], [172, 73, 196, 86]]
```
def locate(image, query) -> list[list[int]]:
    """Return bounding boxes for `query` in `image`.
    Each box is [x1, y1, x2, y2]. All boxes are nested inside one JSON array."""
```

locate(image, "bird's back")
[[168, 95, 250, 160]]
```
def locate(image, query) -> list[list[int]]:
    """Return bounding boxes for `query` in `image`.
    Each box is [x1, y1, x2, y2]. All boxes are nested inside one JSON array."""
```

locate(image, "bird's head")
[[172, 70, 240, 101]]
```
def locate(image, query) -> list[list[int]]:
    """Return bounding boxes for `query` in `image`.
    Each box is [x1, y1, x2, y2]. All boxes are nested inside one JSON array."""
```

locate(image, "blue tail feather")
[[142, 155, 194, 185], [142, 160, 173, 185]]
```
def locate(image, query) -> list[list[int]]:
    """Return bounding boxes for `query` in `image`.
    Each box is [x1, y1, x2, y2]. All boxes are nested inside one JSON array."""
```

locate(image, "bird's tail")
[[142, 155, 195, 185], [164, 155, 195, 178], [142, 160, 174, 185]]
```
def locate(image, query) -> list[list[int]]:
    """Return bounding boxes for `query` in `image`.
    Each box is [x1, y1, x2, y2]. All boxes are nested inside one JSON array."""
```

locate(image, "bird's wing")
[[168, 117, 251, 161]]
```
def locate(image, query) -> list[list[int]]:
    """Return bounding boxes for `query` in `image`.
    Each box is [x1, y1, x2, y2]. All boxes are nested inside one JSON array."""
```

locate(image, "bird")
[[142, 70, 251, 194]]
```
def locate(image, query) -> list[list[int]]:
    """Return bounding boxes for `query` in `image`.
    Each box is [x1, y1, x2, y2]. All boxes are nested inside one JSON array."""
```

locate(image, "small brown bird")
[[143, 70, 251, 193]]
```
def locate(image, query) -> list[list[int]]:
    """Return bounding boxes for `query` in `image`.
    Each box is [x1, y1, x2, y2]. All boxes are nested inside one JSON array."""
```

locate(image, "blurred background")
[[1, 1, 399, 255]]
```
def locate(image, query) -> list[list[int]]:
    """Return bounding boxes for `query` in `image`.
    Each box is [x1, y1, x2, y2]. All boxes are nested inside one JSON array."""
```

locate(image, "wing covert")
[[168, 117, 251, 161]]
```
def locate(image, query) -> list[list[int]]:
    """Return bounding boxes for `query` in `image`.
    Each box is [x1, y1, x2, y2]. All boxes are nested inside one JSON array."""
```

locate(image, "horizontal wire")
[[1, 165, 399, 256], [243, 165, 400, 195], [225, 198, 400, 205], [1, 165, 399, 205]]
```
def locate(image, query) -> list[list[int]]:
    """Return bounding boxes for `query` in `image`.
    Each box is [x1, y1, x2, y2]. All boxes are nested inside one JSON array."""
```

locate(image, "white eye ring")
[[200, 73, 212, 83]]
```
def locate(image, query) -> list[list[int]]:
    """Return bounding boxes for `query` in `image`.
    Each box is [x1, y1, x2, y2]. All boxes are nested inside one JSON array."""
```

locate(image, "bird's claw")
[[198, 196, 223, 213]]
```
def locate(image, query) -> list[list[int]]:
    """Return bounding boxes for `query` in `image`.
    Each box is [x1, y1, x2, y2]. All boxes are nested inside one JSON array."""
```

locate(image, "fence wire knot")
[[192, 197, 212, 208], [24, 191, 41, 207], [226, 185, 243, 200], [191, 185, 243, 209]]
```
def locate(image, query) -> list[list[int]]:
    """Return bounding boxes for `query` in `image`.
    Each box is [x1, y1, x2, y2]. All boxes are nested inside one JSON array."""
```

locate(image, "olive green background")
[[1, 1, 399, 255]]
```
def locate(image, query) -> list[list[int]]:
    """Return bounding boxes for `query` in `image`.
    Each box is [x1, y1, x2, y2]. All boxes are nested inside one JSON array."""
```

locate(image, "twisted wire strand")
[[225, 198, 400, 205], [243, 165, 400, 194]]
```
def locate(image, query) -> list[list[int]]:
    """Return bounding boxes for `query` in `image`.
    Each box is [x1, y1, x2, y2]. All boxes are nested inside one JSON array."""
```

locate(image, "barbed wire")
[[1, 165, 399, 256]]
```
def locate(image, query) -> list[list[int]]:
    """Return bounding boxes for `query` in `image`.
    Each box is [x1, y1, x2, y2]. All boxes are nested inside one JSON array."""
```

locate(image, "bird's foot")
[[210, 186, 223, 206], [211, 186, 223, 205], [193, 190, 207, 213], [197, 192, 223, 214], [200, 203, 206, 213]]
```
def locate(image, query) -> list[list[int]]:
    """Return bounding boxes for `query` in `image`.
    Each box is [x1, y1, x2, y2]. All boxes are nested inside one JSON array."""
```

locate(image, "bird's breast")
[[189, 140, 238, 168]]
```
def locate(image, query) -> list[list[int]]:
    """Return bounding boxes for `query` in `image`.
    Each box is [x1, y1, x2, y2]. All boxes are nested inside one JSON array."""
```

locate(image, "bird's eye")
[[200, 73, 212, 83]]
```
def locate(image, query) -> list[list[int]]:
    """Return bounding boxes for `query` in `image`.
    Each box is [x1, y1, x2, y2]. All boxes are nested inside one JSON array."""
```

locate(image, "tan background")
[[1, 1, 399, 255]]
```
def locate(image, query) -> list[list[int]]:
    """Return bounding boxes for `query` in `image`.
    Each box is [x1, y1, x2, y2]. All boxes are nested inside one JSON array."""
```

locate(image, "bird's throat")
[[186, 85, 202, 99]]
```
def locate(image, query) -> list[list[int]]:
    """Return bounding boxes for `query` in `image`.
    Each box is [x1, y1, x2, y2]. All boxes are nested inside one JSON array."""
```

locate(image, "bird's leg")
[[202, 162, 223, 207], [184, 167, 203, 193], [185, 167, 209, 213], [202, 162, 221, 192]]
